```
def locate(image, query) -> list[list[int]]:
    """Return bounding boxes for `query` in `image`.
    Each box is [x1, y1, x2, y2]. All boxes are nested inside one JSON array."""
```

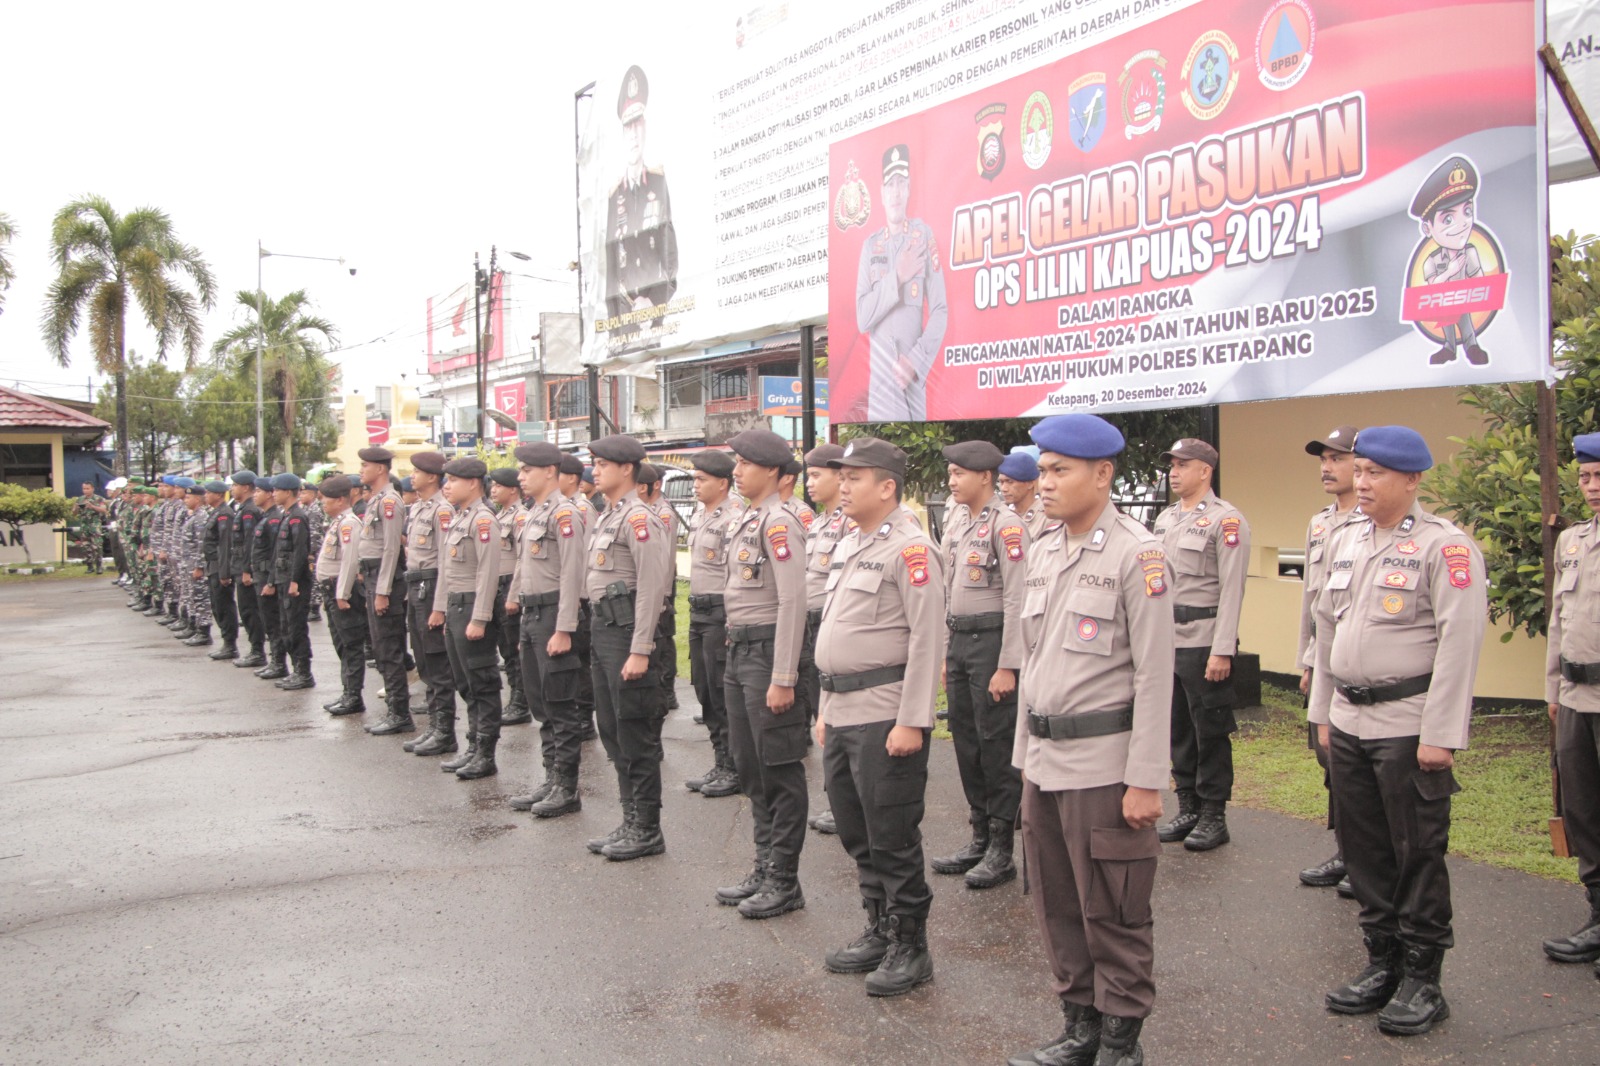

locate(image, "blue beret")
[[175, 477, 197, 489], [581, 466, 595, 483], [1575, 433, 1600, 464], [161, 475, 176, 486], [272, 473, 303, 492], [230, 469, 258, 485], [1030, 414, 1125, 460], [998, 451, 1039, 481], [203, 480, 227, 494], [1353, 426, 1433, 473]]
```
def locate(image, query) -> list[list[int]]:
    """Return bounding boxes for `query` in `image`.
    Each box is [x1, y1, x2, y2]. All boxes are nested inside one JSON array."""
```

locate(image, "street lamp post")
[[256, 242, 353, 471]]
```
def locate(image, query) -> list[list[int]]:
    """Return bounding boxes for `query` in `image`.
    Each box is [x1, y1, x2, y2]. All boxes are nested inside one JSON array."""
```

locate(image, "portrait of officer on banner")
[[1400, 153, 1508, 370], [854, 144, 948, 422], [606, 64, 678, 344]]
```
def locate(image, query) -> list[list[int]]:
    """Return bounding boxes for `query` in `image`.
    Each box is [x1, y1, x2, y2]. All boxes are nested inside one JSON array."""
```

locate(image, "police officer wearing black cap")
[[269, 473, 315, 690], [933, 439, 1028, 889], [227, 471, 264, 666], [202, 479, 240, 661], [636, 462, 680, 712], [357, 446, 411, 734], [558, 453, 599, 738], [488, 465, 530, 726], [715, 429, 811, 918], [249, 476, 287, 678], [803, 442, 848, 836], [435, 456, 504, 779], [315, 475, 369, 714], [684, 448, 744, 797], [607, 64, 678, 338], [401, 451, 459, 753], [583, 434, 674, 861]]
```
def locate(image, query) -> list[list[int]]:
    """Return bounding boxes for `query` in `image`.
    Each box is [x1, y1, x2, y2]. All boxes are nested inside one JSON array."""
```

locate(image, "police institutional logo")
[[1067, 72, 1108, 153], [1020, 91, 1053, 170], [975, 103, 1006, 180], [1181, 30, 1240, 121], [1256, 0, 1316, 91], [1119, 50, 1167, 139], [832, 159, 870, 232]]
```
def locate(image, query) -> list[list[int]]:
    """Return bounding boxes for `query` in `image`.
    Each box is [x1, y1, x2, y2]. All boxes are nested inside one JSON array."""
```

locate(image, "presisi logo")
[[1416, 286, 1494, 310]]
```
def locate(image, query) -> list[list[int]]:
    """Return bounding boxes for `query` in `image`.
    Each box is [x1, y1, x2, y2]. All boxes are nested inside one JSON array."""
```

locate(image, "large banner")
[[1550, 2, 1600, 184], [826, 0, 1548, 422]]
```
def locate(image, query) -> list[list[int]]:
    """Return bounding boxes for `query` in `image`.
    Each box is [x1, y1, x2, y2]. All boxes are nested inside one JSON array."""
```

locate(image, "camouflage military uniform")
[[181, 502, 213, 626], [305, 498, 328, 619], [71, 493, 107, 572]]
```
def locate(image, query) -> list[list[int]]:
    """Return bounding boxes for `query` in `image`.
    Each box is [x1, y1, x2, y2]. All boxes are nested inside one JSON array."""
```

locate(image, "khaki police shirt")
[[316, 511, 362, 600], [438, 496, 500, 623], [404, 491, 453, 573], [815, 505, 945, 729], [1297, 502, 1363, 670], [1307, 504, 1486, 748], [584, 489, 673, 656], [942, 493, 1029, 670], [806, 505, 853, 612], [1012, 500, 1175, 792], [723, 493, 808, 687], [1152, 490, 1250, 653], [358, 483, 406, 596], [688, 496, 743, 597], [1019, 493, 1049, 541], [495, 499, 521, 579], [1548, 517, 1600, 712], [510, 490, 588, 634]]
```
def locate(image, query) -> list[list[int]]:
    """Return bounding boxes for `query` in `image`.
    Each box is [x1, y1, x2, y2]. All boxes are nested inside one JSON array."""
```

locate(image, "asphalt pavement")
[[2, 576, 1597, 1064]]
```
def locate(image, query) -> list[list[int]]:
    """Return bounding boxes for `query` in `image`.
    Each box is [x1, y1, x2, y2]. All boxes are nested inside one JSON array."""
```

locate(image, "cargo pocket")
[[545, 652, 582, 702], [873, 770, 926, 850], [1198, 678, 1239, 737], [1085, 826, 1160, 927], [1413, 766, 1461, 802], [762, 722, 810, 766], [618, 673, 662, 720]]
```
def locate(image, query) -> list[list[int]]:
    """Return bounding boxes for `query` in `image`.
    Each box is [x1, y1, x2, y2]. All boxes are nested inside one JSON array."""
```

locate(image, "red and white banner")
[[427, 274, 504, 375], [492, 381, 526, 442], [826, 0, 1548, 422], [366, 420, 390, 447]]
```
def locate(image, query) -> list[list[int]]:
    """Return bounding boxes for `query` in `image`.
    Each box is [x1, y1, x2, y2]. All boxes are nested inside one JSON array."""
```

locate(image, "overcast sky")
[[2, 1, 1596, 406]]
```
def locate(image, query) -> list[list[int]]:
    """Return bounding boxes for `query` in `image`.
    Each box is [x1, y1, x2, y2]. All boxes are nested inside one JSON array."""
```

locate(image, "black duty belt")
[[727, 623, 777, 643], [521, 591, 560, 608], [1026, 706, 1134, 740], [688, 593, 725, 611], [820, 663, 906, 693], [1173, 604, 1218, 623], [358, 558, 382, 570], [806, 607, 823, 625], [1335, 673, 1432, 705], [446, 591, 476, 606], [404, 568, 438, 584], [1561, 657, 1600, 685], [498, 573, 514, 586], [948, 612, 1005, 633]]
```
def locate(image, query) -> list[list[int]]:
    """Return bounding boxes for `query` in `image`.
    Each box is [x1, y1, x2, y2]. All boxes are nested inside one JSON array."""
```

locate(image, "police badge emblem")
[[1119, 50, 1168, 139], [833, 159, 871, 231], [975, 102, 1006, 180]]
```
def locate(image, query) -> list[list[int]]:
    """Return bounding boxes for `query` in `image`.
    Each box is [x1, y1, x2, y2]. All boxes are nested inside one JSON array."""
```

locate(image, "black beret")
[[942, 440, 1005, 472], [514, 442, 563, 468], [358, 446, 395, 464], [443, 457, 488, 479], [727, 428, 792, 469], [636, 462, 661, 485], [558, 454, 585, 476], [319, 474, 354, 498], [831, 437, 907, 481], [411, 451, 447, 475], [488, 466, 520, 487], [783, 458, 803, 478], [203, 480, 228, 494], [185, 484, 206, 496], [691, 451, 735, 478], [590, 434, 647, 464], [805, 443, 845, 469]]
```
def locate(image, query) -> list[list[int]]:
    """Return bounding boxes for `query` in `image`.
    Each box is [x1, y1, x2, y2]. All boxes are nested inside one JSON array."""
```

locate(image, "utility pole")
[[474, 251, 487, 444], [574, 81, 602, 443]]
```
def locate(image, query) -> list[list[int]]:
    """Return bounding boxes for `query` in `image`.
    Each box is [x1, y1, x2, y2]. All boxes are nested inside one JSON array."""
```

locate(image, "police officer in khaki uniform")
[[714, 430, 811, 919], [814, 437, 944, 997], [931, 440, 1027, 890], [558, 454, 599, 738], [505, 443, 590, 818], [584, 435, 675, 861], [357, 447, 411, 734], [684, 450, 744, 798], [315, 476, 369, 714], [637, 462, 680, 711], [433, 457, 503, 780], [1297, 426, 1362, 892], [998, 450, 1049, 541], [1545, 432, 1600, 974], [1007, 414, 1172, 1066], [1309, 426, 1485, 1036], [1152, 439, 1250, 851], [803, 443, 848, 836], [488, 466, 530, 727], [400, 452, 460, 753]]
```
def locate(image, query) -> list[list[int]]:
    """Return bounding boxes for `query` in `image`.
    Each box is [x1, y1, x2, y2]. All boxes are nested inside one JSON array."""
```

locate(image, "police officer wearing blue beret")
[[227, 471, 266, 667], [248, 476, 288, 677], [268, 473, 316, 690]]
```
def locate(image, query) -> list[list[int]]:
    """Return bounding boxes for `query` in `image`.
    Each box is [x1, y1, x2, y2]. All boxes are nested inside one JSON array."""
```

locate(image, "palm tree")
[[0, 212, 16, 314], [211, 288, 336, 471], [42, 196, 216, 476]]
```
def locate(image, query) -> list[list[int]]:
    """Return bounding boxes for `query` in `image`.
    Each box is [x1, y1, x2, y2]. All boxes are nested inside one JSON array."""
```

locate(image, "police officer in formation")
[[300, 482, 327, 624], [996, 449, 1049, 541], [270, 473, 315, 690], [802, 443, 848, 837], [249, 475, 287, 678], [401, 451, 459, 750], [488, 465, 530, 726], [315, 475, 369, 712], [435, 457, 504, 780], [684, 449, 743, 799], [358, 447, 411, 733]]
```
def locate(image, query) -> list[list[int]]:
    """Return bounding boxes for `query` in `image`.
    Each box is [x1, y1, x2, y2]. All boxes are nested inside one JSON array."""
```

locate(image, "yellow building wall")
[[0, 430, 70, 562], [1219, 389, 1546, 701]]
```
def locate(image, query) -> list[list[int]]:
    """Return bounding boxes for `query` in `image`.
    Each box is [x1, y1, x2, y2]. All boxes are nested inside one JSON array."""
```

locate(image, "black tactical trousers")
[[724, 636, 809, 869], [519, 603, 586, 773], [1170, 645, 1237, 802], [209, 574, 238, 641], [235, 579, 262, 649], [1309, 722, 1339, 830], [406, 572, 456, 727], [257, 587, 282, 658], [444, 593, 502, 742], [575, 600, 595, 715], [824, 718, 932, 918], [495, 574, 523, 709], [945, 625, 1023, 825], [362, 560, 410, 715], [688, 605, 729, 749], [1330, 726, 1457, 949], [1557, 707, 1600, 890], [280, 584, 312, 672], [654, 594, 677, 706], [590, 617, 664, 813], [796, 608, 821, 726], [323, 581, 369, 698]]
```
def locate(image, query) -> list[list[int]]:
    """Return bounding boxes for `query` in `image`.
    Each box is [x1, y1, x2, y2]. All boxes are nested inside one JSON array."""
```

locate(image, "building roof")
[[0, 385, 112, 431]]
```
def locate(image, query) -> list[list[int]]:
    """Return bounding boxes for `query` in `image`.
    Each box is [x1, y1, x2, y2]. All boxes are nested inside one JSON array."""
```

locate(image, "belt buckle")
[[1344, 685, 1373, 705]]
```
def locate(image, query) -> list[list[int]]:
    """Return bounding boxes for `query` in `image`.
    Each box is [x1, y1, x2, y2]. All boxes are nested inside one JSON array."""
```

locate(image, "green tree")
[[41, 196, 216, 477], [96, 356, 185, 482], [210, 288, 336, 472], [0, 483, 74, 564], [1426, 232, 1600, 639], [182, 368, 257, 472], [0, 212, 15, 314]]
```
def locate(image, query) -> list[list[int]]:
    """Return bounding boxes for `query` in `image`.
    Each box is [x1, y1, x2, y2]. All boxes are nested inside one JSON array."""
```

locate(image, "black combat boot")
[[440, 737, 478, 771], [1543, 885, 1600, 963], [966, 818, 1017, 889], [530, 773, 581, 818], [208, 639, 238, 661], [172, 615, 196, 639], [1008, 1000, 1103, 1066], [256, 650, 289, 681], [699, 748, 741, 799], [326, 694, 366, 717], [501, 689, 532, 726], [1157, 790, 1199, 843], [510, 761, 556, 808], [1094, 1015, 1144, 1066], [233, 645, 266, 668], [403, 710, 439, 751], [366, 709, 416, 736], [183, 623, 214, 647], [931, 820, 990, 875], [603, 805, 665, 861], [587, 802, 635, 855], [1325, 931, 1402, 1014], [146, 598, 168, 618], [865, 914, 933, 997], [824, 898, 890, 974], [1377, 944, 1449, 1035], [716, 850, 770, 905], [454, 736, 498, 780], [738, 859, 805, 919], [809, 808, 837, 834], [684, 750, 719, 793], [1183, 801, 1230, 851], [1299, 851, 1347, 887], [275, 663, 315, 690], [409, 715, 457, 753]]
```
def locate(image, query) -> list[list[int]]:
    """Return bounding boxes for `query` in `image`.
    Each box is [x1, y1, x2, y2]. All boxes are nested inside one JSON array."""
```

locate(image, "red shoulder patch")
[[1138, 548, 1167, 598], [797, 508, 815, 530], [438, 506, 453, 530], [901, 543, 930, 586], [556, 508, 575, 538], [767, 522, 791, 561], [383, 498, 396, 520], [340, 524, 352, 544], [999, 523, 1025, 561], [1222, 516, 1241, 548], [1441, 543, 1472, 588], [477, 515, 492, 543], [629, 512, 651, 542]]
